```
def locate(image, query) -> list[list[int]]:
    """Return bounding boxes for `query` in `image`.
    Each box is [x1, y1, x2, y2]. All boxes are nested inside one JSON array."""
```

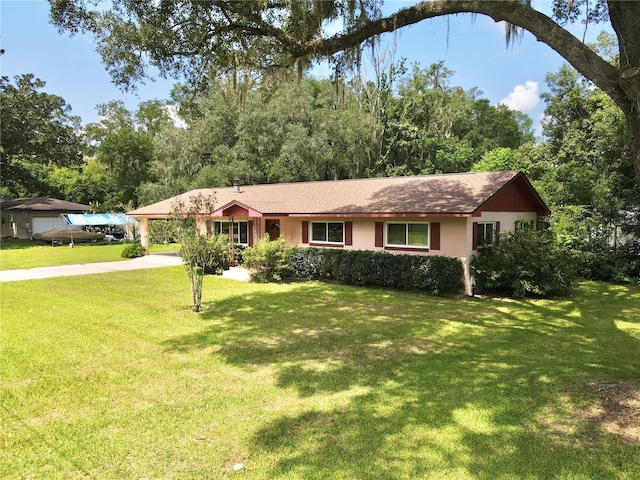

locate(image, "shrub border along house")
[[289, 247, 464, 295], [128, 171, 550, 295], [471, 228, 577, 298]]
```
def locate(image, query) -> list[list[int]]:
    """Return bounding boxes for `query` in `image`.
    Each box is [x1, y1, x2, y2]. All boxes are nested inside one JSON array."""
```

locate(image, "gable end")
[[475, 173, 550, 216]]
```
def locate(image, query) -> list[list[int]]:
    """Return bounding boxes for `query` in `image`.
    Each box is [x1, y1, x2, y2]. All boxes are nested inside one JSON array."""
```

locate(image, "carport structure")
[[65, 213, 139, 239]]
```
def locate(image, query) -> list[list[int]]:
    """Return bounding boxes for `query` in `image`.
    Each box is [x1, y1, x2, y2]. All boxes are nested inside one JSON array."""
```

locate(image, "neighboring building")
[[127, 171, 550, 295], [0, 197, 91, 240]]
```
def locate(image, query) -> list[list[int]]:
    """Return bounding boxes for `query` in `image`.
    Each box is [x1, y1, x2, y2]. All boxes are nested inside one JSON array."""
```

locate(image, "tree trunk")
[[608, 0, 640, 170], [626, 107, 640, 171]]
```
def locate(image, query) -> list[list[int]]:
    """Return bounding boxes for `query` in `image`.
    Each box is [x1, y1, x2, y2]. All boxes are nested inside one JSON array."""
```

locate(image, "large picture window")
[[311, 222, 344, 244], [476, 222, 495, 247], [386, 222, 429, 248], [213, 221, 248, 245]]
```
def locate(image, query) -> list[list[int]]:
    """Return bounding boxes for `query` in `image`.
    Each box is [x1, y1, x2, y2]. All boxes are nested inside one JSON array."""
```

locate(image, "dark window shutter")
[[375, 222, 384, 247], [248, 221, 254, 247], [302, 221, 309, 244], [495, 221, 501, 245], [345, 222, 353, 246], [514, 220, 520, 232], [472, 222, 478, 250], [430, 222, 440, 250]]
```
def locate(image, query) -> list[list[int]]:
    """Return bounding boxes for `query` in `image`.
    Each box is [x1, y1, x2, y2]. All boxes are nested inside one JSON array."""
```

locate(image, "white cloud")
[[500, 81, 539, 111]]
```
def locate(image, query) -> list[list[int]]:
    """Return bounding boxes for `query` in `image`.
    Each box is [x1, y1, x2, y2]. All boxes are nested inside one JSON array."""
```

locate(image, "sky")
[[1, 0, 610, 134]]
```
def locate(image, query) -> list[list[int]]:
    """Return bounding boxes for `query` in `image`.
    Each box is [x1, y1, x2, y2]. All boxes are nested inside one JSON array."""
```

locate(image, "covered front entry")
[[265, 219, 281, 240]]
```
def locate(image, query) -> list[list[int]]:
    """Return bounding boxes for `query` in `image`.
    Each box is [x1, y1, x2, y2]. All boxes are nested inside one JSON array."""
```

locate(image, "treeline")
[[0, 61, 533, 208], [137, 60, 535, 205], [1, 53, 639, 248]]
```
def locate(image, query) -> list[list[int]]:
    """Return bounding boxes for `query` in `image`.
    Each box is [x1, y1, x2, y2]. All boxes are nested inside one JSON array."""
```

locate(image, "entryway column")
[[139, 217, 149, 254]]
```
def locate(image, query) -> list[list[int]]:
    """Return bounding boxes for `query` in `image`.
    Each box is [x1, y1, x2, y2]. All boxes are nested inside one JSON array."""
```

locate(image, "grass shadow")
[[164, 280, 640, 478]]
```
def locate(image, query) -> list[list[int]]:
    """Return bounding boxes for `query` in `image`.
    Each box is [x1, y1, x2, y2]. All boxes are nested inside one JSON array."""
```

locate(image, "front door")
[[265, 219, 281, 240]]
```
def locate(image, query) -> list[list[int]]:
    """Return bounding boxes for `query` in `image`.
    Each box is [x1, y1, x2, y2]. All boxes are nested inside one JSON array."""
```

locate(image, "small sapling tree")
[[171, 193, 229, 312]]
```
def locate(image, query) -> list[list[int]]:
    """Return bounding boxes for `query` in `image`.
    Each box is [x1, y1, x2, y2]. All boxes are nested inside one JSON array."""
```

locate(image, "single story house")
[[127, 171, 550, 295], [0, 197, 91, 240]]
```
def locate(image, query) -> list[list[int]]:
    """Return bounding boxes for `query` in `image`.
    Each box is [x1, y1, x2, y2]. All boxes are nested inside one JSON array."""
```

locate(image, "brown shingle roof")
[[0, 197, 91, 212], [127, 171, 546, 217]]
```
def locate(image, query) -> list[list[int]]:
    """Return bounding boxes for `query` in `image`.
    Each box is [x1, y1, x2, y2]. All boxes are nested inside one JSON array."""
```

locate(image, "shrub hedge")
[[289, 247, 464, 295]]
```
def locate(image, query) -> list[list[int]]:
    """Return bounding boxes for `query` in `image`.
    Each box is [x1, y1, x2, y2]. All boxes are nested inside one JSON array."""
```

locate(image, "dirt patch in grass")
[[582, 379, 640, 445]]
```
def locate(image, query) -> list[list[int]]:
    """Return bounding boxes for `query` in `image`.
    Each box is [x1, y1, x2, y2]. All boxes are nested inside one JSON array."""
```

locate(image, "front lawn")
[[1, 271, 638, 479], [0, 241, 177, 270]]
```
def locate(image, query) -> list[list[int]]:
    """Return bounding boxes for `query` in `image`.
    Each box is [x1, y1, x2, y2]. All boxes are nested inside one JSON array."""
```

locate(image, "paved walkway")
[[0, 252, 251, 282]]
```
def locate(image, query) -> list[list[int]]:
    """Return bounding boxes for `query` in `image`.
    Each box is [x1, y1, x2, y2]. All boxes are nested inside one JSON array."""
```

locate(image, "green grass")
[[0, 241, 177, 270], [1, 271, 639, 479]]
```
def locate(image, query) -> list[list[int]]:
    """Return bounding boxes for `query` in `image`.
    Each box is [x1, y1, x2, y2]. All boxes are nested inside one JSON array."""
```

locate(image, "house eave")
[[288, 212, 474, 218]]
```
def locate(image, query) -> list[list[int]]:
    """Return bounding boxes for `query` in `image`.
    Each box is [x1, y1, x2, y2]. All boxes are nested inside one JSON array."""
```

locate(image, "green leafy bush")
[[471, 229, 577, 298], [148, 219, 177, 244], [232, 243, 246, 265], [180, 234, 231, 276], [577, 240, 640, 284], [242, 234, 294, 282], [121, 243, 145, 258], [289, 248, 464, 295]]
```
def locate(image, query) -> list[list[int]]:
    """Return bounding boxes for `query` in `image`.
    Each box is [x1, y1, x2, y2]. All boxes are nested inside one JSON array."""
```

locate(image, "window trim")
[[385, 221, 430, 250], [476, 221, 495, 248], [310, 221, 345, 245], [516, 219, 533, 231], [212, 220, 249, 246]]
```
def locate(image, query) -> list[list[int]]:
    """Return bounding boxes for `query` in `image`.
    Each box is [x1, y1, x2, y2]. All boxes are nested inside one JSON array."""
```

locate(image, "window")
[[212, 221, 248, 245], [516, 220, 533, 231], [311, 222, 344, 244], [386, 222, 429, 248], [476, 222, 495, 247]]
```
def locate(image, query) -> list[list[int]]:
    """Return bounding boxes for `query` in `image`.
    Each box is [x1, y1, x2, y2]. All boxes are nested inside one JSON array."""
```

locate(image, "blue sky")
[[1, 0, 609, 132]]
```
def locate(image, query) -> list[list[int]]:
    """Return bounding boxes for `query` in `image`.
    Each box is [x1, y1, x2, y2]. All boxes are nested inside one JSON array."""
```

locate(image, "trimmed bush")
[[471, 229, 577, 298], [289, 247, 464, 295], [121, 243, 145, 258], [242, 234, 293, 282]]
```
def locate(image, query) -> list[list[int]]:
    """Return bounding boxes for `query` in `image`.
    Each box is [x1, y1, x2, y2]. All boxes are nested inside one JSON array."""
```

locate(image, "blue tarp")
[[65, 213, 139, 226]]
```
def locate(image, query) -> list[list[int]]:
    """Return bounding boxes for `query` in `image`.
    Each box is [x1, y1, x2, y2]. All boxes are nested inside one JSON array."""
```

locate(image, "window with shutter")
[[385, 222, 430, 249]]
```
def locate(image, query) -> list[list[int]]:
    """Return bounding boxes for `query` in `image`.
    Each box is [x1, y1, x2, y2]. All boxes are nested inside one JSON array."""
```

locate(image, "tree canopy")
[[0, 74, 84, 198], [49, 0, 640, 169]]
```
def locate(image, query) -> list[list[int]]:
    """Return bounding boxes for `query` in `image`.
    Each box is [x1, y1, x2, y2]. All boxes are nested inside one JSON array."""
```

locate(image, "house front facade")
[[127, 171, 550, 295]]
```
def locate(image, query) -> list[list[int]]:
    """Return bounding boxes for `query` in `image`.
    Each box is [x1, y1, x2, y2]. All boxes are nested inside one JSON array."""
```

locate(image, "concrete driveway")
[[0, 252, 252, 282]]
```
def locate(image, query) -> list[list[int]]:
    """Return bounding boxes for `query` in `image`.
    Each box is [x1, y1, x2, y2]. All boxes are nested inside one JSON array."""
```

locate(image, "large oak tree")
[[49, 0, 640, 170]]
